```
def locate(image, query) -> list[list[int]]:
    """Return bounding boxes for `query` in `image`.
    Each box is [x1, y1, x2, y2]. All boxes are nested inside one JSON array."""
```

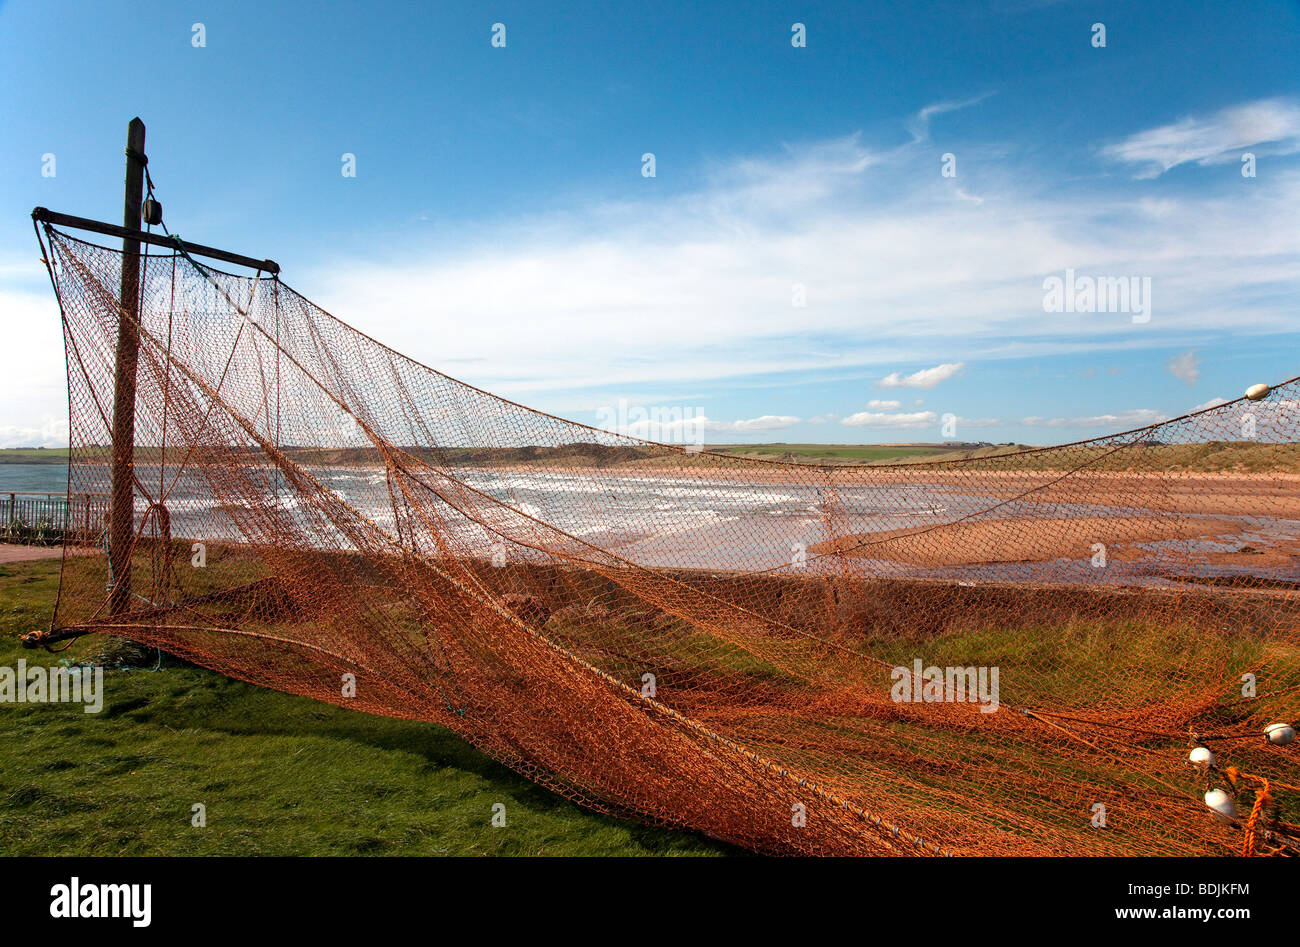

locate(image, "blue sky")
[[1, 0, 1298, 447]]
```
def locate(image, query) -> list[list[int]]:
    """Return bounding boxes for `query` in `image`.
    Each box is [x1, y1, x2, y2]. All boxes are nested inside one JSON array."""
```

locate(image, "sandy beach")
[[808, 515, 1270, 566]]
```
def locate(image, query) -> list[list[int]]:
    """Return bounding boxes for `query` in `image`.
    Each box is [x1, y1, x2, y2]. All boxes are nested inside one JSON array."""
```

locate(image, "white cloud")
[[907, 93, 995, 144], [1101, 98, 1300, 178], [865, 399, 902, 409], [1167, 349, 1200, 386], [292, 137, 1299, 408], [0, 280, 69, 447], [1192, 397, 1229, 412], [877, 363, 965, 390], [1022, 409, 1170, 428], [841, 410, 938, 428], [9, 102, 1300, 446], [0, 419, 68, 450], [728, 415, 801, 432], [621, 414, 800, 438]]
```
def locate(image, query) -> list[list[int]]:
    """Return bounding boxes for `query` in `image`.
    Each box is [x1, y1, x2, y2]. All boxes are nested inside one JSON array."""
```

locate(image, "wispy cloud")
[[877, 363, 965, 390], [295, 127, 1297, 409], [7, 100, 1300, 446], [1023, 409, 1169, 428], [1101, 98, 1300, 178], [725, 415, 801, 433], [907, 93, 995, 144], [1167, 349, 1200, 386], [841, 410, 938, 428]]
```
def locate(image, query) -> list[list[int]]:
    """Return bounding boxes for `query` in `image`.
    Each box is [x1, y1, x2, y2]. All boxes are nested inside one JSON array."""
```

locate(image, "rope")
[[1226, 768, 1274, 857]]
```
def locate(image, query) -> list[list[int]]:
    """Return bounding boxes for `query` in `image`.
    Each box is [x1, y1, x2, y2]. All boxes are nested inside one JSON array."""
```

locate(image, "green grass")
[[0, 448, 69, 465], [6, 552, 1295, 855], [708, 440, 1300, 471], [4, 440, 1297, 471], [0, 559, 730, 856], [857, 619, 1273, 709]]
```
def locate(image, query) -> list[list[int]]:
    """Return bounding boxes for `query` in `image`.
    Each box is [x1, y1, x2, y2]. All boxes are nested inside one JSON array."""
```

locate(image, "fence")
[[2, 492, 108, 546]]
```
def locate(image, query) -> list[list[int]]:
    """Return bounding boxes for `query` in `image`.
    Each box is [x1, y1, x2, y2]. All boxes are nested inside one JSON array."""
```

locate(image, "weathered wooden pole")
[[107, 117, 146, 616]]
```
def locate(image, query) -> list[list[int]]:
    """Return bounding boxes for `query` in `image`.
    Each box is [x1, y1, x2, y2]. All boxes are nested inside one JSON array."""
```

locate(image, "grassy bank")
[[5, 440, 1297, 471], [706, 442, 1014, 463], [0, 558, 728, 856], [0, 448, 68, 465], [6, 552, 1294, 855]]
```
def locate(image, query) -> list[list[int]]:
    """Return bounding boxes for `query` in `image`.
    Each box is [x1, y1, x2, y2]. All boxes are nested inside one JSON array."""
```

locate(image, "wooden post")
[[107, 118, 146, 616]]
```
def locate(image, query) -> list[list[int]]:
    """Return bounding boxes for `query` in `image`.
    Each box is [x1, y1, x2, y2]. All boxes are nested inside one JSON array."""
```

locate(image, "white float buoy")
[[1204, 789, 1236, 822], [1265, 722, 1296, 746], [1245, 383, 1271, 402], [1188, 746, 1214, 769]]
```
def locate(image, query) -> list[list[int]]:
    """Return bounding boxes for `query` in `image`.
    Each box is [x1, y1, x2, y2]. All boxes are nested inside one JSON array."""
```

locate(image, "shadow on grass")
[[113, 674, 742, 855], [3, 558, 738, 856]]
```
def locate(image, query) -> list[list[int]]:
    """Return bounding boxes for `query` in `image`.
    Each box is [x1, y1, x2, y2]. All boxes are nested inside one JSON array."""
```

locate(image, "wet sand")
[[542, 467, 1300, 517], [809, 515, 1271, 566]]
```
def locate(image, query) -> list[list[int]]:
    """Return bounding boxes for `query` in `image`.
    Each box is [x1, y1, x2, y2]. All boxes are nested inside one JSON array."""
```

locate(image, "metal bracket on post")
[[31, 208, 280, 274]]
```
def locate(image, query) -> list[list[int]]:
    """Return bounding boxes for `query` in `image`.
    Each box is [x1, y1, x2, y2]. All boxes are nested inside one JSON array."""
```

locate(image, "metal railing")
[[2, 491, 108, 546]]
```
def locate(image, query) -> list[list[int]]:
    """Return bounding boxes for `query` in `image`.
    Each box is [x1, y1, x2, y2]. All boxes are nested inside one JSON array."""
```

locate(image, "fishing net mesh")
[[34, 224, 1300, 855]]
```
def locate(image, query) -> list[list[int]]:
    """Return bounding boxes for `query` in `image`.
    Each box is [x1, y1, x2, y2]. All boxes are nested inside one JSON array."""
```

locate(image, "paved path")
[[0, 543, 63, 563]]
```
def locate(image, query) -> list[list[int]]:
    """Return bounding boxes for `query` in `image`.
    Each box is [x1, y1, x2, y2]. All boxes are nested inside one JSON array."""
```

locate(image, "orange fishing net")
[[34, 224, 1300, 855]]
